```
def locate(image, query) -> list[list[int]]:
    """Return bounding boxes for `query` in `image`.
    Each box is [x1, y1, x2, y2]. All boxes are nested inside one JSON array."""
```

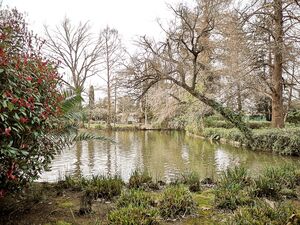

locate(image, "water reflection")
[[39, 131, 300, 182]]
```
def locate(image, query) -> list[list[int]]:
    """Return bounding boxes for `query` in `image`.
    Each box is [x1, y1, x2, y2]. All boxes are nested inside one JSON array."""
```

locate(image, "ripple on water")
[[39, 131, 300, 182]]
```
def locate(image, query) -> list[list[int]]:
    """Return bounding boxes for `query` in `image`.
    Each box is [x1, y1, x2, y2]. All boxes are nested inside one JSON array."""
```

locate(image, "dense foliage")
[[198, 127, 300, 155], [0, 9, 63, 195]]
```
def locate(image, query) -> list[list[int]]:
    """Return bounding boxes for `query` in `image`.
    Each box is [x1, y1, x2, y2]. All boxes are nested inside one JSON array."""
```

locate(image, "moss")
[[193, 190, 214, 208], [55, 221, 72, 225], [58, 201, 75, 209]]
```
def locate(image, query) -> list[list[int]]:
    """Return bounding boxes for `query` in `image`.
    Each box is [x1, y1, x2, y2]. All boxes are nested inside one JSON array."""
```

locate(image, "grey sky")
[[3, 0, 185, 50], [3, 0, 187, 99]]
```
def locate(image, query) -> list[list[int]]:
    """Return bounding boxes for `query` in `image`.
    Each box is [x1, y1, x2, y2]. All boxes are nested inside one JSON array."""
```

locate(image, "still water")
[[39, 131, 300, 182]]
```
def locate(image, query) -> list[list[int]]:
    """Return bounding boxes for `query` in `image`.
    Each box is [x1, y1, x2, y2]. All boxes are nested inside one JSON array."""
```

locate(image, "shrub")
[[128, 170, 153, 189], [251, 165, 298, 199], [159, 185, 196, 219], [201, 128, 300, 155], [117, 189, 154, 208], [203, 116, 270, 129], [215, 167, 253, 210], [286, 109, 300, 124], [228, 200, 293, 225], [0, 9, 64, 195], [108, 206, 159, 225], [86, 175, 123, 200]]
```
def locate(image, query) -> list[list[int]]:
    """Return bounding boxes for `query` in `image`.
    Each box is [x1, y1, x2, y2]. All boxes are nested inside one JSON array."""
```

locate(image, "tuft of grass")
[[128, 170, 153, 189], [214, 166, 253, 210], [251, 164, 298, 199], [159, 185, 196, 219], [58, 175, 123, 200], [108, 206, 159, 225], [218, 166, 250, 189], [88, 175, 123, 200], [172, 171, 201, 192], [228, 200, 293, 225], [117, 189, 154, 208]]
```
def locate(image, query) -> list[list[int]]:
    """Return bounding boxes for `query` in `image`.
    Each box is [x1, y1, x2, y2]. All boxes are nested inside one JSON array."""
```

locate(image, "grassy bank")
[[196, 127, 300, 156], [1, 165, 300, 225]]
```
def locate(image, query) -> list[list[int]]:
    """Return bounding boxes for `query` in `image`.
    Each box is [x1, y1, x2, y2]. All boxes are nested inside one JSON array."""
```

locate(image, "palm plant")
[[51, 90, 111, 147]]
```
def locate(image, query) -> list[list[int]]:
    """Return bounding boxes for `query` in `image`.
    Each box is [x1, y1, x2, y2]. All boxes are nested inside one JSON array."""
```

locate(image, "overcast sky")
[[3, 0, 186, 50], [3, 0, 188, 99]]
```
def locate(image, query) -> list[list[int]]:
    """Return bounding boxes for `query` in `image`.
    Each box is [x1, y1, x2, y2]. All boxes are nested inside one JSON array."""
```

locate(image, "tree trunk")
[[185, 86, 254, 144], [114, 83, 117, 128], [271, 0, 284, 128], [106, 44, 112, 130], [107, 80, 112, 130]]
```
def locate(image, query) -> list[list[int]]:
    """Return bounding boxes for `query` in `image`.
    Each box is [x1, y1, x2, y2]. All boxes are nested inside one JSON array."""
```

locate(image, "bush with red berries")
[[0, 9, 64, 196]]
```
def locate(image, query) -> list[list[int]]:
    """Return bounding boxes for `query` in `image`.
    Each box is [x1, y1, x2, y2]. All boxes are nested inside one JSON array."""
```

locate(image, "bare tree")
[[127, 1, 254, 142], [99, 26, 124, 129], [44, 18, 104, 98]]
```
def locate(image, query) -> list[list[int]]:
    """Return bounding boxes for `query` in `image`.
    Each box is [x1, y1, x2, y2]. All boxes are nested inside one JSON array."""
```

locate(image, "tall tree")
[[44, 18, 104, 98], [127, 0, 254, 142], [99, 26, 124, 129], [239, 0, 300, 127]]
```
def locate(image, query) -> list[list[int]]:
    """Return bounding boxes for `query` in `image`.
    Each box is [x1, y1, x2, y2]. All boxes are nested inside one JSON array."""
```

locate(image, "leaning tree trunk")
[[271, 0, 284, 128], [186, 87, 254, 144]]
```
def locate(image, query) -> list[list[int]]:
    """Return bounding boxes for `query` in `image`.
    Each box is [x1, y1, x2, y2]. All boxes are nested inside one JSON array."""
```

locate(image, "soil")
[[0, 183, 114, 225], [0, 183, 222, 225]]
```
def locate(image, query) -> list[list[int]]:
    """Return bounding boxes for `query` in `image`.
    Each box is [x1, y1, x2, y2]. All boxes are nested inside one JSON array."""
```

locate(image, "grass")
[[108, 206, 159, 225], [128, 170, 153, 190], [116, 189, 154, 208], [228, 200, 294, 225], [199, 127, 300, 155], [1, 165, 300, 225], [171, 171, 201, 192], [159, 185, 196, 219]]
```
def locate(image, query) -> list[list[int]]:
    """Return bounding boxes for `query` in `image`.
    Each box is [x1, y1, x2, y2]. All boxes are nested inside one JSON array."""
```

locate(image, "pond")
[[39, 130, 300, 182]]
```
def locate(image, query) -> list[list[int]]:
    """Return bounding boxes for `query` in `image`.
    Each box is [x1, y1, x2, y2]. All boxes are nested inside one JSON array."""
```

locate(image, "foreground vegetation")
[[1, 165, 300, 225]]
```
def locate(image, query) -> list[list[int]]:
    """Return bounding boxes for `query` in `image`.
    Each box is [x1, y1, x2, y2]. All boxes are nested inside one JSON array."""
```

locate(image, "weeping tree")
[[126, 1, 254, 142]]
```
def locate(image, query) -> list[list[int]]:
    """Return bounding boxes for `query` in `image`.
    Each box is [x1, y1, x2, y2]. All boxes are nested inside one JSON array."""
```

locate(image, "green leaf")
[[2, 100, 7, 108], [73, 132, 113, 142], [20, 150, 29, 156], [0, 68, 4, 73], [14, 113, 20, 120], [7, 101, 14, 111]]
